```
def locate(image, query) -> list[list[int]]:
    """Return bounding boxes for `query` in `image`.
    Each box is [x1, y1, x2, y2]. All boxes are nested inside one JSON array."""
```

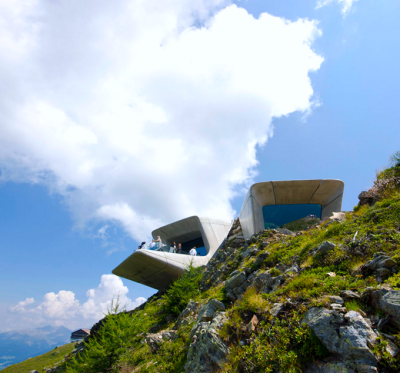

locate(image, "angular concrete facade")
[[239, 179, 344, 240], [112, 217, 231, 290]]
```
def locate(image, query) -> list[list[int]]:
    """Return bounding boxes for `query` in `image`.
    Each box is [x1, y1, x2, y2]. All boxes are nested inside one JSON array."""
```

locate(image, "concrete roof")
[[239, 179, 344, 239]]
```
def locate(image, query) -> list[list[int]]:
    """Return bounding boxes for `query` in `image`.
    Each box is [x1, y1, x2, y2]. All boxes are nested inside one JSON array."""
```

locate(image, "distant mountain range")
[[0, 325, 71, 370]]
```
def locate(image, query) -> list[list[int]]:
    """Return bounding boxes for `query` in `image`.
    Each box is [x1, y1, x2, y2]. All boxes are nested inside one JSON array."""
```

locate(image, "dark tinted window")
[[262, 204, 321, 229]]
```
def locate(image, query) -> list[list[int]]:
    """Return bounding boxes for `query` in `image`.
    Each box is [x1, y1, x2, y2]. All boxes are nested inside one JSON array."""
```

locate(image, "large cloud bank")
[[4, 275, 146, 331], [0, 0, 323, 241]]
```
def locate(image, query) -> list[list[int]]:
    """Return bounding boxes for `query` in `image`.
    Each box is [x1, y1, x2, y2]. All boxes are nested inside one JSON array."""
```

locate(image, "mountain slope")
[[9, 159, 400, 373], [1, 343, 75, 373]]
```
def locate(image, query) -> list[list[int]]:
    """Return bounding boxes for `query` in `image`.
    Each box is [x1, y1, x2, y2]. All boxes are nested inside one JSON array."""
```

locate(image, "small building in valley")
[[71, 329, 90, 342]]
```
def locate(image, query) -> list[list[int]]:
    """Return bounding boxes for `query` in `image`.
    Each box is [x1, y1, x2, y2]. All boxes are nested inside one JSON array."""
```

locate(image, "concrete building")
[[239, 179, 344, 239], [112, 217, 231, 290], [113, 179, 344, 290]]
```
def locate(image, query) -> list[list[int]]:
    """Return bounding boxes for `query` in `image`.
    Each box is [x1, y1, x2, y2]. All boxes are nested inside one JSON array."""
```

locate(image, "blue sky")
[[0, 0, 399, 331]]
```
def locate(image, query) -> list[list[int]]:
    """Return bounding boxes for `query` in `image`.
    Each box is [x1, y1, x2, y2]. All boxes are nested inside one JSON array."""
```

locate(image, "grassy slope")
[[14, 163, 400, 373], [2, 343, 75, 373]]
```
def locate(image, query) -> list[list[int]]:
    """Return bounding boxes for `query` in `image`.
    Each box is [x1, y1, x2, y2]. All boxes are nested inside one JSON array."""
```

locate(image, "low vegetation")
[[14, 153, 400, 372]]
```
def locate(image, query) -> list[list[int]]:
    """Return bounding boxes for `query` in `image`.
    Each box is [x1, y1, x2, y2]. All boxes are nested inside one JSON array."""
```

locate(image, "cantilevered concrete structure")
[[239, 179, 344, 240], [112, 217, 231, 290]]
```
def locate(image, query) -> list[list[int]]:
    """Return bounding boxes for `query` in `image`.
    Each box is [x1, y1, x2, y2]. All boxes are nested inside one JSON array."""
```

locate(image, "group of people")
[[137, 236, 199, 256]]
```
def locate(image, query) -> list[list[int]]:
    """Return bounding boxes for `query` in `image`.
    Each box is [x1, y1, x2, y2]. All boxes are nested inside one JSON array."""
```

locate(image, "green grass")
[[2, 343, 75, 373], [12, 160, 398, 373]]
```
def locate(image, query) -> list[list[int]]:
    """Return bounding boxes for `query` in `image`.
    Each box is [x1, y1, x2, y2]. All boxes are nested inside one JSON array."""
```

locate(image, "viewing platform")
[[112, 217, 231, 290]]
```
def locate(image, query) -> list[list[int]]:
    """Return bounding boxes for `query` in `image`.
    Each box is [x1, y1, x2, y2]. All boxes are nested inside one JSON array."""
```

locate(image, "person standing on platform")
[[189, 246, 197, 256], [152, 236, 162, 250]]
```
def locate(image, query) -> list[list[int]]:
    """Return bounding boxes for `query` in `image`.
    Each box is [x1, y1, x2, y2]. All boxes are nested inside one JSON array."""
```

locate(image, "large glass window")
[[262, 204, 321, 230]]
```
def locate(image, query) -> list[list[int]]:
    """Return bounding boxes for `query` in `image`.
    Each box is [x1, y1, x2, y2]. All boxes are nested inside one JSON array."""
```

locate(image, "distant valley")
[[0, 325, 71, 370]]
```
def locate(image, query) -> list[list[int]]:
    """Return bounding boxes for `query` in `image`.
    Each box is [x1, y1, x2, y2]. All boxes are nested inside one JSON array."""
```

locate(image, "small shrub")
[[269, 267, 281, 277], [163, 262, 204, 316], [345, 300, 363, 313], [65, 309, 139, 373]]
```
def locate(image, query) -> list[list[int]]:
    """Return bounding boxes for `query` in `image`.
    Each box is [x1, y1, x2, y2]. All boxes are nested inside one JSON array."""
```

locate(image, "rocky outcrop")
[[173, 300, 199, 330], [145, 330, 177, 353], [340, 290, 361, 300], [185, 300, 229, 373], [358, 191, 378, 207], [312, 241, 336, 258], [362, 254, 397, 282], [303, 308, 378, 368], [197, 299, 225, 322], [224, 269, 280, 301], [368, 289, 400, 327]]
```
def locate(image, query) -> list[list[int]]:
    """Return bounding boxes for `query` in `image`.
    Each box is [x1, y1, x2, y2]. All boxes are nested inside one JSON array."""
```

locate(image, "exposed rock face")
[[340, 290, 361, 300], [380, 290, 400, 327], [270, 303, 284, 317], [326, 295, 344, 305], [173, 300, 199, 330], [313, 241, 336, 257], [253, 252, 269, 268], [225, 271, 247, 301], [185, 304, 229, 373], [362, 254, 397, 282], [253, 271, 273, 294], [358, 191, 378, 207], [145, 330, 177, 353], [197, 299, 225, 322], [304, 358, 356, 373], [225, 271, 247, 290], [303, 308, 378, 367], [369, 289, 400, 327], [246, 315, 259, 334]]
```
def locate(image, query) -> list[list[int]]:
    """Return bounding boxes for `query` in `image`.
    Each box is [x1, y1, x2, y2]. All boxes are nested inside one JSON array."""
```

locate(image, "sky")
[[0, 0, 399, 332]]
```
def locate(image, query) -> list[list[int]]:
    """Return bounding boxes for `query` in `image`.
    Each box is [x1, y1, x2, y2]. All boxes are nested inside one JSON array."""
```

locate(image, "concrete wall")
[[239, 179, 344, 239]]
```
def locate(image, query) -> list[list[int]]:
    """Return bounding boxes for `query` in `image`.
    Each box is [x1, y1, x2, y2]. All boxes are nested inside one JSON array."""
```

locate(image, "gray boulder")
[[225, 271, 246, 291], [173, 300, 199, 330], [378, 290, 400, 327], [270, 303, 283, 317], [253, 271, 273, 293], [145, 330, 177, 353], [197, 299, 225, 322], [185, 312, 229, 373], [362, 254, 397, 281], [303, 308, 378, 366], [313, 241, 336, 256], [253, 252, 269, 267], [340, 290, 361, 300], [326, 295, 344, 305]]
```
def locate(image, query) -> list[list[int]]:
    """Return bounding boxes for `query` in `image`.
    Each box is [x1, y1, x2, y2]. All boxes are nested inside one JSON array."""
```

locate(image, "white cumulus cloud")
[[316, 0, 359, 16], [0, 0, 323, 242], [2, 275, 146, 331]]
